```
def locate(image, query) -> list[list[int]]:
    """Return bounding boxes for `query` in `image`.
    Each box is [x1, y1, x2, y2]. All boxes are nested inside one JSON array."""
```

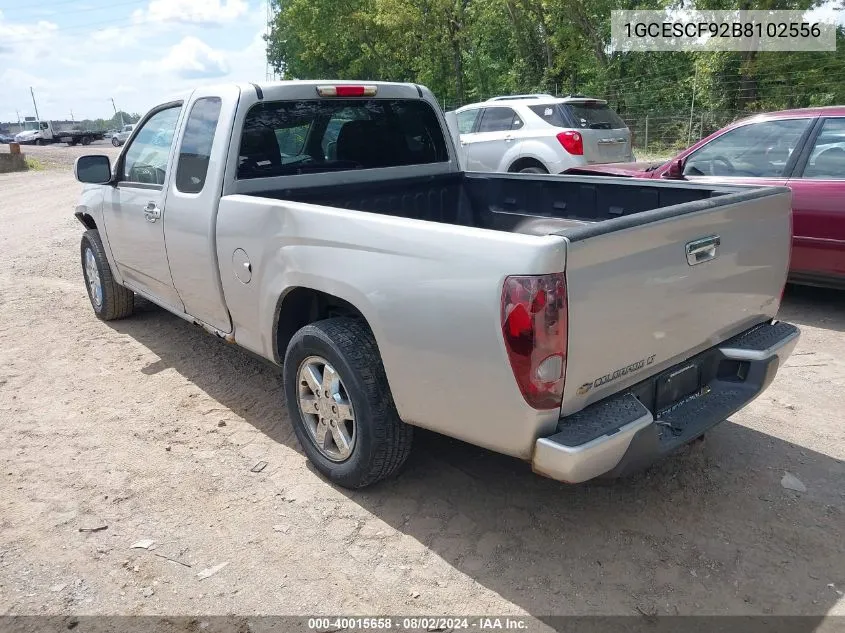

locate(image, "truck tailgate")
[[560, 186, 792, 416]]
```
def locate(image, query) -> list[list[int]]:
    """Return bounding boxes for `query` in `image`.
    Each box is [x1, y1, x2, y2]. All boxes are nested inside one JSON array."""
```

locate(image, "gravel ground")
[[0, 165, 843, 629], [4, 140, 121, 170]]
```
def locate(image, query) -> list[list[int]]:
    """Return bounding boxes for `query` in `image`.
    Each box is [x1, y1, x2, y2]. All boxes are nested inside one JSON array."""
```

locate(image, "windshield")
[[238, 98, 449, 179]]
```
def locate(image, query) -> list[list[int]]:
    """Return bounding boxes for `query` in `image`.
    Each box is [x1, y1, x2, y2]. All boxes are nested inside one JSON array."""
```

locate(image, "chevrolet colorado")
[[72, 80, 799, 488]]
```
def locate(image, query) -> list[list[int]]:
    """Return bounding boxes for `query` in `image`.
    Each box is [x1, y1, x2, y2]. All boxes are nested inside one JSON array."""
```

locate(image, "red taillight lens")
[[501, 273, 568, 409], [334, 86, 366, 97], [556, 131, 583, 155], [316, 85, 378, 97]]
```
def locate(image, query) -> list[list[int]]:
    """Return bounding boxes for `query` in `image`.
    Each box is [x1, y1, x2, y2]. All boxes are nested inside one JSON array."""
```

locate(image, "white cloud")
[[132, 0, 249, 25], [142, 36, 231, 79], [0, 3, 267, 122], [0, 10, 58, 57], [805, 2, 845, 26]]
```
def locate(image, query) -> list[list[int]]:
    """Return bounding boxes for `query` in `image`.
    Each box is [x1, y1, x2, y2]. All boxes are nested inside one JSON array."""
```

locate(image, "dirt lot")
[[1, 159, 844, 628], [6, 140, 121, 170]]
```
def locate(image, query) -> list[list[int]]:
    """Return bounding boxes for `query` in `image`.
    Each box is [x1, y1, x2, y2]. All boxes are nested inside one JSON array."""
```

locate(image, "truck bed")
[[241, 171, 791, 420], [249, 172, 735, 237]]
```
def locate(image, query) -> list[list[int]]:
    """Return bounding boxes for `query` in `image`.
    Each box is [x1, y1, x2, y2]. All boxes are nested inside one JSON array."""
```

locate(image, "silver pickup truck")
[[73, 81, 800, 489]]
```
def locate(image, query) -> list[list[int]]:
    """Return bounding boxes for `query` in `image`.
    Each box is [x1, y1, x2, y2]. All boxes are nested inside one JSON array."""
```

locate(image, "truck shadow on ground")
[[779, 284, 845, 333], [110, 293, 844, 619]]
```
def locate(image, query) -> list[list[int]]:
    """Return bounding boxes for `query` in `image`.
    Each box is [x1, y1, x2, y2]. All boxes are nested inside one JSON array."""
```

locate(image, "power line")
[[1, 15, 149, 44], [0, 0, 112, 10]]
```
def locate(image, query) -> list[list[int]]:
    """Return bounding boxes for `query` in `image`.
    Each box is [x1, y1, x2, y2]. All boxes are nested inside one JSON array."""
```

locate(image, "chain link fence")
[[621, 111, 754, 159]]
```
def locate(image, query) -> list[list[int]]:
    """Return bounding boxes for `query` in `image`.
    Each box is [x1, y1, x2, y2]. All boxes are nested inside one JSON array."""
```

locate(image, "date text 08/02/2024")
[[307, 617, 529, 630]]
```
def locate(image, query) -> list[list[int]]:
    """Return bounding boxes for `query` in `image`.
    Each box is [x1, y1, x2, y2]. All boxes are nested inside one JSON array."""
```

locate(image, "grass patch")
[[633, 150, 674, 163], [25, 157, 45, 171]]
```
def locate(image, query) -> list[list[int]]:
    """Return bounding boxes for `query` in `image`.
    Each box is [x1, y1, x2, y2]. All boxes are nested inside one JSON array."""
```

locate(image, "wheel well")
[[75, 212, 97, 230], [274, 288, 368, 362], [508, 157, 548, 173]]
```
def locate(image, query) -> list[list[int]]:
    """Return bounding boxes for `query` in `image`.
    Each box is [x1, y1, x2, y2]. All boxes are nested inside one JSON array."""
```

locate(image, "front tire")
[[283, 317, 412, 488], [80, 230, 134, 321]]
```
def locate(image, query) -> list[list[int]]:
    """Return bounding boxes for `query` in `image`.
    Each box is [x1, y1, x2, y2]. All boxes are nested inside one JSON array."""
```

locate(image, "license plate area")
[[654, 362, 701, 413]]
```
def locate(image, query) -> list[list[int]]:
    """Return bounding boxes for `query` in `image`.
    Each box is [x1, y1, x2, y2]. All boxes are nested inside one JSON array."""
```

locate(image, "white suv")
[[453, 95, 634, 174], [111, 123, 136, 147]]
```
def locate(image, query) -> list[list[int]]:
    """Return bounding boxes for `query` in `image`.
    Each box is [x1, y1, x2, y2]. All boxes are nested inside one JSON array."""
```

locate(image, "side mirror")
[[75, 155, 112, 185], [662, 158, 685, 180]]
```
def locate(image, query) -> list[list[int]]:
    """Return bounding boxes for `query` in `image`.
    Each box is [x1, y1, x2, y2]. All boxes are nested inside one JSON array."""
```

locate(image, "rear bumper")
[[532, 320, 800, 484]]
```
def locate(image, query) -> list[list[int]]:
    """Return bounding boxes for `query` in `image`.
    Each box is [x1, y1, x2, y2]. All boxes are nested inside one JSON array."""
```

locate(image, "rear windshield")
[[529, 102, 626, 130], [238, 99, 449, 179]]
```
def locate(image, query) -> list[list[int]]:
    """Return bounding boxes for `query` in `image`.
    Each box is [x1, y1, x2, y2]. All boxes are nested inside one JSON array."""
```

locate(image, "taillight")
[[556, 131, 583, 155], [501, 273, 568, 409], [316, 85, 378, 97]]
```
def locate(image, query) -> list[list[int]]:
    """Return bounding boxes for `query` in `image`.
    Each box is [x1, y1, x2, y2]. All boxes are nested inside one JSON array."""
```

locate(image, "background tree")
[[267, 0, 845, 149]]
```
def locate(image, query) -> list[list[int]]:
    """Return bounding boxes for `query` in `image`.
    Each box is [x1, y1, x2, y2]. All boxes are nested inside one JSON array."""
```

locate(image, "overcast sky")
[[0, 0, 267, 122]]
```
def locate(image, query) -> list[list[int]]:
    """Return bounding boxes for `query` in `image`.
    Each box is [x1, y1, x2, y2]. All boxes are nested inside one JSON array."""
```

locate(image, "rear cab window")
[[530, 101, 626, 130], [237, 99, 449, 179]]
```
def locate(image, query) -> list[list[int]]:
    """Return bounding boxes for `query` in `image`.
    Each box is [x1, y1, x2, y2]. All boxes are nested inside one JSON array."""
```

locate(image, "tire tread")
[[81, 229, 134, 321], [285, 317, 412, 488]]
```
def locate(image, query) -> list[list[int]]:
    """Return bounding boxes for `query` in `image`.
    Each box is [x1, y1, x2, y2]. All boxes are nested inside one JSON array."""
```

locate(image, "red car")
[[565, 106, 845, 289]]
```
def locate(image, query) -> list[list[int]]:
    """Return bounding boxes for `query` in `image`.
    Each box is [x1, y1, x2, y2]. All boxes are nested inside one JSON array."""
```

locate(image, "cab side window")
[[683, 119, 810, 178], [121, 106, 181, 186], [456, 109, 481, 134], [800, 118, 845, 180], [477, 107, 519, 133]]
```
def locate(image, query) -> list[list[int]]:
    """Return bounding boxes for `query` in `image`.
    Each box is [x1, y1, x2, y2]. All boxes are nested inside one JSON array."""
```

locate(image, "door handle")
[[143, 202, 161, 222], [504, 136, 515, 142], [685, 235, 720, 266]]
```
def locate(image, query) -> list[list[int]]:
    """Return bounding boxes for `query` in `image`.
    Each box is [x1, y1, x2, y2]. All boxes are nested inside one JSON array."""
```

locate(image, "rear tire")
[[80, 230, 134, 321], [519, 166, 548, 174], [283, 317, 413, 489], [81, 136, 92, 146], [112, 137, 120, 147]]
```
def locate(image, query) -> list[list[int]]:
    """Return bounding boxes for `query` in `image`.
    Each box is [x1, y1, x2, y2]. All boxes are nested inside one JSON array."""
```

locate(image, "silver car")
[[454, 95, 634, 174], [111, 123, 136, 147]]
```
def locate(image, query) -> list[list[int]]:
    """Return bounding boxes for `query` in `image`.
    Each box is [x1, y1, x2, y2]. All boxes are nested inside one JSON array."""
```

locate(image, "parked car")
[[111, 123, 136, 147], [0, 133, 15, 144], [71, 80, 797, 489], [451, 94, 634, 174], [564, 107, 845, 289]]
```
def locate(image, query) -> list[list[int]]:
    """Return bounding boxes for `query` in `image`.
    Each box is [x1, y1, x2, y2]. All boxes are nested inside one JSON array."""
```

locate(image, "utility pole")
[[70, 109, 75, 123], [265, 0, 275, 81], [110, 98, 124, 127], [30, 87, 41, 122]]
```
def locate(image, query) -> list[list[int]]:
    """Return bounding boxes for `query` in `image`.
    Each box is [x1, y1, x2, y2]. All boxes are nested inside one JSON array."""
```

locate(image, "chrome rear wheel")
[[296, 355, 356, 462]]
